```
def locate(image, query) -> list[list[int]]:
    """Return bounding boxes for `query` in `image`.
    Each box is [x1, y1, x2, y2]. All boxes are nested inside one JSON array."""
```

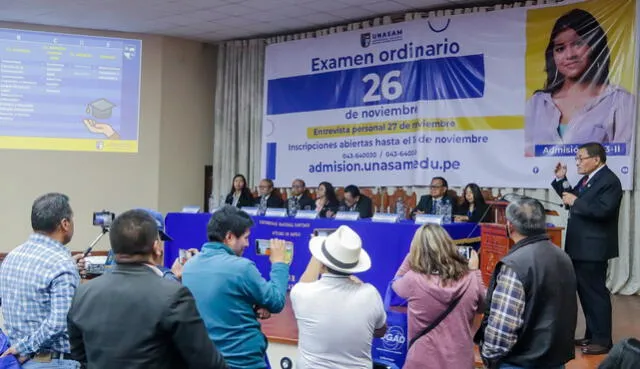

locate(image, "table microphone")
[[461, 200, 498, 244]]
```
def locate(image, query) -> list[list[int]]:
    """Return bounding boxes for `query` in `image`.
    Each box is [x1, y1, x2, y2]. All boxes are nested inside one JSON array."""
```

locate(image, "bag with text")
[[371, 281, 407, 369]]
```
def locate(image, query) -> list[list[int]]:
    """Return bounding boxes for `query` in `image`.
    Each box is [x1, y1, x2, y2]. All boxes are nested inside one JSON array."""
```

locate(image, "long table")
[[164, 213, 480, 296]]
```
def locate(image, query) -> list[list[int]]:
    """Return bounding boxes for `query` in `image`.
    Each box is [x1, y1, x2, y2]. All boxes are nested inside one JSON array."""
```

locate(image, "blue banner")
[[267, 55, 485, 115]]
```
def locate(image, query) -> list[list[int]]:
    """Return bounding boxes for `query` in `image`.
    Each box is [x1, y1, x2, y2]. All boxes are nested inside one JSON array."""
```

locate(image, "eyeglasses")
[[575, 155, 594, 162], [430, 185, 444, 189]]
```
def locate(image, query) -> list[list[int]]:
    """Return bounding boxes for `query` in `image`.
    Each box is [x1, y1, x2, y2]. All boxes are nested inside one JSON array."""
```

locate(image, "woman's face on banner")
[[553, 28, 591, 80]]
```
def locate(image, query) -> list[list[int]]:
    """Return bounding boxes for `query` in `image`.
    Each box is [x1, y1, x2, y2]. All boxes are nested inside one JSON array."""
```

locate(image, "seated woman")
[[393, 223, 486, 369], [224, 174, 255, 208], [314, 181, 339, 218], [454, 183, 491, 223]]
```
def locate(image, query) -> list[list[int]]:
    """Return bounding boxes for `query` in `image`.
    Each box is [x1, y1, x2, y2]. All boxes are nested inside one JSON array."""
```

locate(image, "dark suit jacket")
[[289, 194, 315, 210], [411, 194, 456, 218], [340, 195, 374, 219], [551, 165, 622, 261], [255, 193, 285, 208], [225, 192, 254, 208], [68, 264, 227, 369]]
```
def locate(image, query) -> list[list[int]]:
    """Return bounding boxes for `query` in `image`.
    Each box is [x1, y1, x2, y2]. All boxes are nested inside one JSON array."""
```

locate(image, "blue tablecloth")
[[164, 213, 480, 296]]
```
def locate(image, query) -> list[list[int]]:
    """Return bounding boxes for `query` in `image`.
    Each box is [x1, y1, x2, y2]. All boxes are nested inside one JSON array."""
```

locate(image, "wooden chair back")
[[383, 188, 417, 219]]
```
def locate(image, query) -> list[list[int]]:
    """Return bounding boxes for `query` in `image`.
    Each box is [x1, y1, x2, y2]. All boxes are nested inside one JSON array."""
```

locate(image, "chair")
[[447, 189, 461, 207], [360, 187, 382, 213], [383, 188, 417, 219]]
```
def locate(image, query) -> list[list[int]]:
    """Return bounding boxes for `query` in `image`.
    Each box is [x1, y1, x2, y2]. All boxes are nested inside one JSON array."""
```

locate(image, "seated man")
[[340, 185, 374, 219], [182, 205, 290, 369], [288, 178, 315, 211], [67, 209, 227, 369], [411, 176, 456, 220], [255, 178, 284, 208], [291, 225, 387, 369]]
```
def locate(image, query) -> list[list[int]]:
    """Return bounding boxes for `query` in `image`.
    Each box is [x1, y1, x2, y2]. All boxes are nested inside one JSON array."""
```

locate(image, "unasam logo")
[[381, 325, 406, 351], [360, 29, 403, 48]]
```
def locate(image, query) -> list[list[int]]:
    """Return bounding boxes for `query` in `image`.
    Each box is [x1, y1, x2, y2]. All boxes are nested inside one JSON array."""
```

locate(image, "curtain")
[[211, 0, 640, 294], [211, 39, 264, 205]]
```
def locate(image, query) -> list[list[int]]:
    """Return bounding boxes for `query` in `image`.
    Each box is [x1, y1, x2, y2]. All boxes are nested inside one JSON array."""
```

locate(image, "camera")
[[457, 246, 473, 260], [93, 211, 115, 229]]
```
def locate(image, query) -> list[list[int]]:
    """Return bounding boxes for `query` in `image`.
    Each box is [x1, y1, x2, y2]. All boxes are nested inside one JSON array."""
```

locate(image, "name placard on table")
[[335, 211, 360, 221], [295, 210, 318, 219], [372, 213, 400, 223], [265, 208, 288, 217], [241, 207, 260, 216], [414, 214, 444, 225]]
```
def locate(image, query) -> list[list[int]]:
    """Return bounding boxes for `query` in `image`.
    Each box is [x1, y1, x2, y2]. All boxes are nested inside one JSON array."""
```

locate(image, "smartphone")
[[178, 249, 194, 265], [313, 228, 337, 237], [255, 239, 293, 262], [457, 246, 473, 260], [93, 211, 115, 228]]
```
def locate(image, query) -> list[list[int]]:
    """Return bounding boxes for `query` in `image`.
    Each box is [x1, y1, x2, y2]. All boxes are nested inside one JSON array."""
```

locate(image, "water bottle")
[[442, 201, 452, 224], [396, 198, 405, 219], [208, 194, 216, 213], [287, 198, 298, 217]]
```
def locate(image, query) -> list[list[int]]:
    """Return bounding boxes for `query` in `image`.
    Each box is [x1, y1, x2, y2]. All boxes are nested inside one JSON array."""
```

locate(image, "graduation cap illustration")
[[86, 98, 116, 119]]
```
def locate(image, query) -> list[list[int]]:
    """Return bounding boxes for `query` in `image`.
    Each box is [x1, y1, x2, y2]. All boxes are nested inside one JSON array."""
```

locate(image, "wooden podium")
[[479, 201, 564, 286]]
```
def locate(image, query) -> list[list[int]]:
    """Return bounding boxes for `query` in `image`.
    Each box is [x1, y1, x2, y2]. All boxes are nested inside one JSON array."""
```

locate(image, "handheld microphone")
[[560, 180, 571, 209]]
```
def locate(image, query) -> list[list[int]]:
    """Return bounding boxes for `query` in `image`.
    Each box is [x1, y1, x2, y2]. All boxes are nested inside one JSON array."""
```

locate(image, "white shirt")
[[290, 274, 386, 369], [587, 164, 606, 182]]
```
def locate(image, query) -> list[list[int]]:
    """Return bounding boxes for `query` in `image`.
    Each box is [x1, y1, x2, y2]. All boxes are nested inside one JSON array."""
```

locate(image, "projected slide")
[[0, 28, 141, 153]]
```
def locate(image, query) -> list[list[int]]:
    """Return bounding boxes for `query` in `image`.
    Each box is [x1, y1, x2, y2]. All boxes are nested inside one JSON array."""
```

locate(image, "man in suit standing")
[[67, 209, 227, 369], [552, 142, 622, 355], [341, 185, 374, 219], [411, 176, 456, 220]]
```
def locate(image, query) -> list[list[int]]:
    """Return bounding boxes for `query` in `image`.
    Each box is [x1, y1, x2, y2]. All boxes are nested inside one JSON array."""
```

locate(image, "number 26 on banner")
[[362, 70, 403, 103]]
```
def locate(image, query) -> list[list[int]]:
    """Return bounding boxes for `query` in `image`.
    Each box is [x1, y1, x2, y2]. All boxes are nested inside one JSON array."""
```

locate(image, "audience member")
[[341, 185, 374, 219], [225, 174, 255, 208], [411, 177, 456, 219], [67, 209, 227, 369], [0, 193, 82, 368], [598, 337, 640, 369], [315, 181, 339, 218], [552, 142, 622, 354], [182, 205, 290, 369], [255, 178, 284, 208], [291, 225, 386, 369], [477, 198, 577, 369], [393, 223, 485, 369]]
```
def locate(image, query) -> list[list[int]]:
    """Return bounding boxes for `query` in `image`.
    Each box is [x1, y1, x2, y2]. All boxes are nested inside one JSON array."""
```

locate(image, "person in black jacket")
[[288, 179, 315, 211], [67, 209, 227, 369], [411, 177, 456, 219], [340, 185, 374, 219], [552, 142, 622, 355], [255, 178, 285, 209], [454, 183, 492, 223], [225, 174, 254, 208], [315, 181, 339, 218]]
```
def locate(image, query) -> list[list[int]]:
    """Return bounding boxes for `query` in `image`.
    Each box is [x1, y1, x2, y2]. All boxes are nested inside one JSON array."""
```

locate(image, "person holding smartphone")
[[182, 205, 291, 369]]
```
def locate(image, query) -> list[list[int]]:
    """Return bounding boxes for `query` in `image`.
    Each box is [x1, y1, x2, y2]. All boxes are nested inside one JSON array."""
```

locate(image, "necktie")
[[579, 176, 589, 194]]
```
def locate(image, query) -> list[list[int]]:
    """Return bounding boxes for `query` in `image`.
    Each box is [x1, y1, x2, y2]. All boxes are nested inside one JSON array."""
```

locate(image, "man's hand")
[[454, 215, 469, 222], [562, 192, 577, 207], [269, 239, 288, 264], [554, 162, 567, 179], [73, 253, 87, 277]]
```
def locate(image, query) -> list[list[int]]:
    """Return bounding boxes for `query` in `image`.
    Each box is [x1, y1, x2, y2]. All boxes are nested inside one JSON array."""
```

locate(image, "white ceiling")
[[0, 0, 497, 43]]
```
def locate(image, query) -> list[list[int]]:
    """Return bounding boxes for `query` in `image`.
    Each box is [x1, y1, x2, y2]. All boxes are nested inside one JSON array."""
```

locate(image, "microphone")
[[461, 200, 497, 244]]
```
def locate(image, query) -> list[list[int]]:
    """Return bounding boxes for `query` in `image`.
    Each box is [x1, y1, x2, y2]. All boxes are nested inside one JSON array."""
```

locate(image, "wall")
[[0, 23, 215, 252], [158, 38, 215, 213]]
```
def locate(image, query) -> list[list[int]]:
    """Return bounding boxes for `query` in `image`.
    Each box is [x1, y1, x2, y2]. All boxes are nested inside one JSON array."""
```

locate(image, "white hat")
[[309, 225, 371, 274]]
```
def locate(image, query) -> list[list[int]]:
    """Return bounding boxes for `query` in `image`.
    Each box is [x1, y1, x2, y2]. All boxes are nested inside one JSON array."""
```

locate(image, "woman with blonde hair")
[[393, 223, 486, 369]]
